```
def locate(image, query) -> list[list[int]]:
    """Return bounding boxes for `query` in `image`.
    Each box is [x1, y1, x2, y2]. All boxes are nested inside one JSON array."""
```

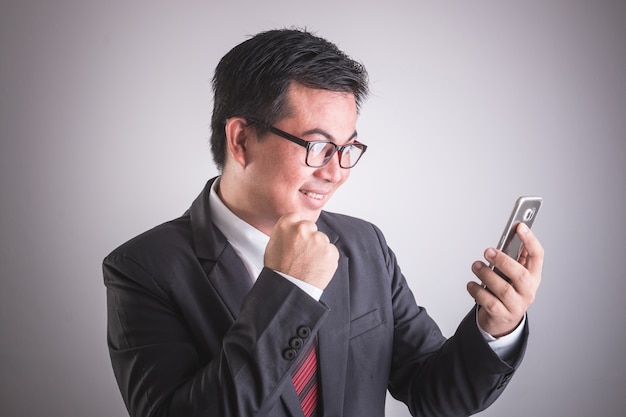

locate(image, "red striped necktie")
[[292, 342, 319, 417]]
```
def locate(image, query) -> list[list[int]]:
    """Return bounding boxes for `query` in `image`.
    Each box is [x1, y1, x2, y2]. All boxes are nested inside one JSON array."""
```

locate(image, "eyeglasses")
[[247, 118, 367, 169]]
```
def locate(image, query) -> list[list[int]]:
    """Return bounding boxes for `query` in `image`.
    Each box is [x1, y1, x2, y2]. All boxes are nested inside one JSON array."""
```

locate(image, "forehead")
[[282, 83, 358, 128]]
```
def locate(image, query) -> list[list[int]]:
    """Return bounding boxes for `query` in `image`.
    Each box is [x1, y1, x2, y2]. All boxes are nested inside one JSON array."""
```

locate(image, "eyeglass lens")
[[307, 142, 363, 168]]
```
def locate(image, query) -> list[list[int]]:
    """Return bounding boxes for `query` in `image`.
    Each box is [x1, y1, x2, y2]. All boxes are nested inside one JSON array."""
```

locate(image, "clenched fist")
[[264, 213, 339, 290]]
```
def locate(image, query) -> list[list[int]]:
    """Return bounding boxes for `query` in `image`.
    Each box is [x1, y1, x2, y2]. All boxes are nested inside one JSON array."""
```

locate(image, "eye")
[[309, 142, 331, 159]]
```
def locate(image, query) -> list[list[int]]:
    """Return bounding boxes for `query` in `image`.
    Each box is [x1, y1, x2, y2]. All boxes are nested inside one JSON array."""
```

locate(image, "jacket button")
[[290, 337, 303, 350], [283, 349, 297, 360], [297, 326, 311, 339]]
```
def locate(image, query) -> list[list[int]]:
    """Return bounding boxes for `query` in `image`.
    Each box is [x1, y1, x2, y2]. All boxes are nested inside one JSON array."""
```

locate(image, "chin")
[[287, 208, 322, 223]]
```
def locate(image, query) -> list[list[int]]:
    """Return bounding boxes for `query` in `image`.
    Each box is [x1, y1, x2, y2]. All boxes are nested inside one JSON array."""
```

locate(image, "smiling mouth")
[[300, 190, 324, 200]]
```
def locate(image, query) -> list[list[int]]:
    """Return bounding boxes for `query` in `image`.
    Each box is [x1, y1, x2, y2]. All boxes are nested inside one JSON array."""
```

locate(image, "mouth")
[[299, 189, 325, 200]]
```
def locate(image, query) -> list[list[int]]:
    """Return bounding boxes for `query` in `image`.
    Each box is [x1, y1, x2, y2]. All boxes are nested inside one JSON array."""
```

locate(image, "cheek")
[[259, 159, 307, 196], [261, 141, 304, 169]]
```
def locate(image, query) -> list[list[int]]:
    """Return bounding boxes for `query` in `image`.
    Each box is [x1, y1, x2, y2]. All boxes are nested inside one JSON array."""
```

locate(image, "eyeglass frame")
[[245, 117, 367, 169]]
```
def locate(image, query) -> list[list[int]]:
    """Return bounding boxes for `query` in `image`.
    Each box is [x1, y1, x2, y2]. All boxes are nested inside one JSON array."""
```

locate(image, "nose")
[[315, 152, 347, 183]]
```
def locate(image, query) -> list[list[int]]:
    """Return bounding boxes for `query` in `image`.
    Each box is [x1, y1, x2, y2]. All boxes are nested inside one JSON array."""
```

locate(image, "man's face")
[[236, 83, 358, 234]]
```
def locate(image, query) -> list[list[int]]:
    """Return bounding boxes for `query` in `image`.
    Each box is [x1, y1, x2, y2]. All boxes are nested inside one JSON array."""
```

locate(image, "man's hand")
[[467, 223, 544, 337], [265, 213, 339, 290]]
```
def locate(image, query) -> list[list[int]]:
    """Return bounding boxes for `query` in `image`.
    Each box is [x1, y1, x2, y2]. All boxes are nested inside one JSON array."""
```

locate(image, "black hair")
[[210, 28, 369, 171]]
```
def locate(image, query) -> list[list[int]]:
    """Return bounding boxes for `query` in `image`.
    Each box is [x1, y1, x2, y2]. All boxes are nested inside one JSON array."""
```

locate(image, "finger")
[[517, 247, 528, 267], [273, 213, 318, 237], [516, 223, 544, 275], [276, 212, 303, 227], [293, 220, 318, 237], [312, 230, 331, 244], [471, 260, 516, 309], [466, 280, 506, 315], [467, 280, 490, 304], [484, 247, 520, 287]]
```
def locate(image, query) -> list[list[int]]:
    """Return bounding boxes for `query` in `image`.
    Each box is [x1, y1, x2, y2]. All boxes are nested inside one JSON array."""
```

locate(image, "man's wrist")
[[276, 271, 324, 301], [476, 308, 526, 360]]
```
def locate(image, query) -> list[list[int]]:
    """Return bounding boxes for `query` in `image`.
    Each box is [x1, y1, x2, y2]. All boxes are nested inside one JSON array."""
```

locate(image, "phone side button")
[[496, 372, 514, 389]]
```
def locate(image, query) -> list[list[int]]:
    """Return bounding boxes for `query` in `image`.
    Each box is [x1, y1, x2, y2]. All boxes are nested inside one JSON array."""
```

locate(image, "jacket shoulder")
[[105, 213, 193, 260], [102, 212, 201, 290]]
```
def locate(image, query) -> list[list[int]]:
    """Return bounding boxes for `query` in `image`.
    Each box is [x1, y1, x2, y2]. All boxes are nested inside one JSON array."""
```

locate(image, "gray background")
[[1, 1, 625, 416]]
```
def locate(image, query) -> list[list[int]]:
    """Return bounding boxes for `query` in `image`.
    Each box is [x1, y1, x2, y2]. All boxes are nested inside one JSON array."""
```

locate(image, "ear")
[[224, 117, 252, 168]]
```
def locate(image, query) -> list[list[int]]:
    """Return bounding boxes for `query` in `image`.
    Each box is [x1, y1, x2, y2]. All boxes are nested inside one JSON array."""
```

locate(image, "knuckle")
[[294, 220, 315, 236], [483, 299, 499, 313], [536, 244, 545, 258], [328, 244, 336, 256], [500, 283, 516, 299], [315, 231, 330, 244]]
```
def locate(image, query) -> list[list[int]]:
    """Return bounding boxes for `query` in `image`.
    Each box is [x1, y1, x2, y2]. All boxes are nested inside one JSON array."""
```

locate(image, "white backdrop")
[[1, 1, 625, 416]]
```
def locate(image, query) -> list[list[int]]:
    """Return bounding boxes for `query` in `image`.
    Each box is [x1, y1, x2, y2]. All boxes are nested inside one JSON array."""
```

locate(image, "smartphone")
[[491, 196, 543, 280]]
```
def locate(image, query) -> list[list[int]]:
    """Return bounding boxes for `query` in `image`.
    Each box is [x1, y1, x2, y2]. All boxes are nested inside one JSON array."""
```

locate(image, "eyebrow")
[[301, 128, 358, 143]]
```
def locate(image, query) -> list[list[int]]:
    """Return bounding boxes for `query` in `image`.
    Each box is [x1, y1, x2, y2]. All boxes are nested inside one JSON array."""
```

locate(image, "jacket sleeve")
[[104, 254, 328, 417], [375, 225, 528, 416]]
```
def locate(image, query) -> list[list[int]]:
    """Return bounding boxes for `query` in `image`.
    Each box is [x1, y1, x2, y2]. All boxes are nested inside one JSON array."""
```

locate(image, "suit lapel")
[[317, 217, 350, 417], [204, 248, 254, 319], [190, 178, 253, 319]]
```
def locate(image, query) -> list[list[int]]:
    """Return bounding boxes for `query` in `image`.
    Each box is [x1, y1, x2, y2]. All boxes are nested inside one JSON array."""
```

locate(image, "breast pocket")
[[349, 309, 384, 340]]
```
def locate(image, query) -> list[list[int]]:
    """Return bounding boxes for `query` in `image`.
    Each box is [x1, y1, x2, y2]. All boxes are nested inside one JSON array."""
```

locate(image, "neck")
[[216, 174, 274, 236]]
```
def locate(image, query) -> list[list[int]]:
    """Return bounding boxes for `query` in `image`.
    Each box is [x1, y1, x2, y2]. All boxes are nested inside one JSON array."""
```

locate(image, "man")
[[104, 29, 544, 417]]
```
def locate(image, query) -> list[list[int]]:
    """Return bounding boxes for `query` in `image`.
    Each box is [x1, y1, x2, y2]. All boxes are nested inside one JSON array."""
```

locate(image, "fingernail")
[[519, 223, 529, 234], [486, 248, 496, 260], [472, 261, 483, 272]]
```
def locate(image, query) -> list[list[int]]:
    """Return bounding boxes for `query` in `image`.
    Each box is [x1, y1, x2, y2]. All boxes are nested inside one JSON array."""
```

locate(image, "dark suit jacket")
[[104, 178, 527, 417]]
